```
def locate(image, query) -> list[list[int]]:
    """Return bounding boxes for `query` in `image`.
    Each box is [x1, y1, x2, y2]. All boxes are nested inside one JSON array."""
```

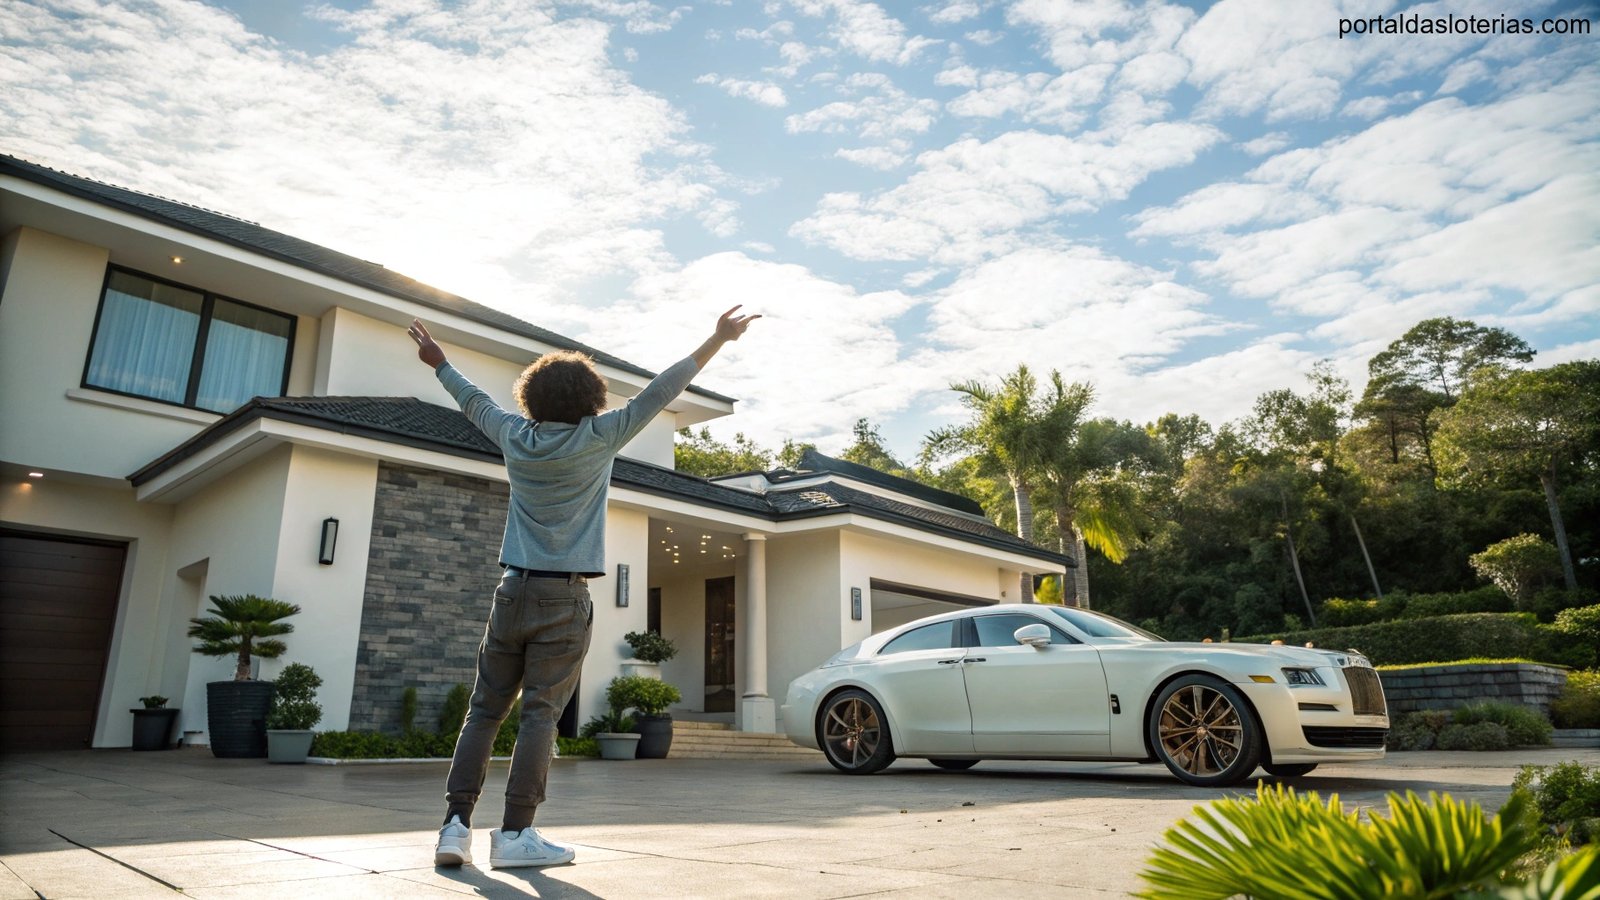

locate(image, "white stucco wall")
[[0, 476, 175, 747], [166, 445, 293, 740], [261, 445, 380, 732], [575, 506, 652, 723], [766, 531, 844, 730], [653, 571, 711, 710]]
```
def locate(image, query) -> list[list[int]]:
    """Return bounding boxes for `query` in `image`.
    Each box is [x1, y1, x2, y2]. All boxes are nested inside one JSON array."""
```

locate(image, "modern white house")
[[0, 154, 1070, 751]]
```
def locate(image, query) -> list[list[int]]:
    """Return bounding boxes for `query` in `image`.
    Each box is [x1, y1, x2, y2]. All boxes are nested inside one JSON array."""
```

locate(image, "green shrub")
[[1436, 721, 1511, 751], [1453, 702, 1552, 746], [438, 683, 471, 734], [1138, 784, 1543, 899], [1402, 586, 1512, 619], [623, 630, 678, 663], [1320, 597, 1383, 628], [1514, 762, 1600, 843], [1239, 612, 1550, 666], [1385, 710, 1452, 752], [1553, 671, 1600, 729], [1471, 534, 1560, 609], [557, 737, 599, 758], [310, 730, 402, 759], [400, 687, 418, 733], [139, 695, 168, 709], [266, 663, 323, 731], [606, 675, 681, 717], [580, 709, 635, 737]]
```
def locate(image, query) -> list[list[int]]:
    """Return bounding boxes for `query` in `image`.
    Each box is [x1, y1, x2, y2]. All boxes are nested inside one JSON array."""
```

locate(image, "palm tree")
[[1034, 376, 1150, 607], [925, 365, 1051, 544], [188, 594, 300, 681]]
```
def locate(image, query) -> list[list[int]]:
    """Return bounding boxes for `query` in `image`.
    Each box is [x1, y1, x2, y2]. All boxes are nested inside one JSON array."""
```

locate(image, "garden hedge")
[[1237, 612, 1559, 666]]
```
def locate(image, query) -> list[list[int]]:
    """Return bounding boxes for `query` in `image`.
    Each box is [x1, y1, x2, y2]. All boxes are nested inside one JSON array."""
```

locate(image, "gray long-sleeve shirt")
[[435, 356, 701, 575]]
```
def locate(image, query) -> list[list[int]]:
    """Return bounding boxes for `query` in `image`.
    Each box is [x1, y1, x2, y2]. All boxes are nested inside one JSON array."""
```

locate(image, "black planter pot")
[[632, 714, 673, 759], [206, 681, 276, 758], [130, 708, 180, 751]]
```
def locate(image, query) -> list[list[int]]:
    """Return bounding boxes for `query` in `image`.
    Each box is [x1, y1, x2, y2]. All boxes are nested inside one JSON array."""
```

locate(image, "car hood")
[[1103, 641, 1368, 668]]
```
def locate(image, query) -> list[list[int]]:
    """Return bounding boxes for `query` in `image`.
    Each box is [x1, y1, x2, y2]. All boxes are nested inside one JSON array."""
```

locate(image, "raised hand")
[[408, 319, 447, 369], [715, 305, 762, 343]]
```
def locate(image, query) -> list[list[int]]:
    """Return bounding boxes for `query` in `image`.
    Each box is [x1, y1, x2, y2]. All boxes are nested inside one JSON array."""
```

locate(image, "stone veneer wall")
[[348, 462, 507, 733], [1378, 663, 1568, 716]]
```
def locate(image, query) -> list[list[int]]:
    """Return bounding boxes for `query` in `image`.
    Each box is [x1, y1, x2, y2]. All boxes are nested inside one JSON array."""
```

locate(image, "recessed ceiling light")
[[27, 471, 44, 478], [170, 256, 183, 264]]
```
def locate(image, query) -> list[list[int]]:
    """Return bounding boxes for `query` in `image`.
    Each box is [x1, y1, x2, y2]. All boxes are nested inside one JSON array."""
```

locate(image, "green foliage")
[[580, 709, 635, 737], [266, 662, 323, 731], [557, 736, 599, 758], [623, 630, 678, 663], [606, 675, 681, 717], [1321, 596, 1385, 627], [1453, 702, 1552, 747], [1514, 762, 1600, 842], [438, 683, 471, 734], [1034, 575, 1064, 605], [311, 729, 456, 759], [1437, 721, 1512, 751], [1405, 585, 1515, 619], [1138, 783, 1540, 899], [1552, 671, 1600, 729], [1386, 710, 1453, 752], [186, 594, 300, 681], [673, 427, 772, 477], [1556, 606, 1600, 644], [1497, 844, 1600, 900], [138, 695, 168, 709], [400, 687, 418, 733], [1239, 612, 1550, 666], [1474, 534, 1563, 607]]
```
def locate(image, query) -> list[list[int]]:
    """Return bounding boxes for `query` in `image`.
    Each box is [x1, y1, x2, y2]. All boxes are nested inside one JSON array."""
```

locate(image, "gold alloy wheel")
[[1157, 683, 1246, 777], [822, 695, 881, 769]]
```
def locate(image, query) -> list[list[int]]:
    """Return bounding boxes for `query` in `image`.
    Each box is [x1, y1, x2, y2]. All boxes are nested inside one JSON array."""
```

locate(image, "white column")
[[739, 532, 775, 733]]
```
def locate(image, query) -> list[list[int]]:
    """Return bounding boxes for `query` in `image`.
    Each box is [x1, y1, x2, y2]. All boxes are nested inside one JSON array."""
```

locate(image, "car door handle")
[[962, 657, 987, 664], [937, 658, 962, 665]]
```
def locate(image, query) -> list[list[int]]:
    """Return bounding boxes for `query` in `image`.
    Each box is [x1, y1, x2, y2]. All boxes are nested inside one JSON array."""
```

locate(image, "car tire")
[[817, 688, 895, 775], [1148, 673, 1263, 787], [928, 758, 978, 771], [1263, 762, 1318, 778]]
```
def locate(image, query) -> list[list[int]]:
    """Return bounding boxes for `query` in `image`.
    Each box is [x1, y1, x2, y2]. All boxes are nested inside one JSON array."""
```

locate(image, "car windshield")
[[1045, 607, 1164, 642]]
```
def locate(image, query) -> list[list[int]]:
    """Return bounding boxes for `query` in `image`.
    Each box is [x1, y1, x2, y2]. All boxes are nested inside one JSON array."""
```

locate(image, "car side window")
[[973, 614, 1074, 647], [878, 621, 955, 655]]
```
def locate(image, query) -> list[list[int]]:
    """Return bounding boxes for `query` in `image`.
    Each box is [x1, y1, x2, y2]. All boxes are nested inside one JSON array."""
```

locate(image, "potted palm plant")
[[581, 708, 639, 760], [187, 594, 300, 758], [130, 695, 179, 751], [266, 663, 322, 764], [607, 674, 682, 759]]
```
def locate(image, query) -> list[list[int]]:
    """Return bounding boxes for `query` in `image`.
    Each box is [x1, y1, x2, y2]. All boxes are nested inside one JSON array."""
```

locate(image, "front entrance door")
[[0, 531, 127, 751], [704, 576, 735, 712]]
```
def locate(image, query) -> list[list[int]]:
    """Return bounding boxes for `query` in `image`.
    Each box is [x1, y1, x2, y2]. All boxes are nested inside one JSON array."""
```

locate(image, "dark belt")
[[504, 565, 586, 584]]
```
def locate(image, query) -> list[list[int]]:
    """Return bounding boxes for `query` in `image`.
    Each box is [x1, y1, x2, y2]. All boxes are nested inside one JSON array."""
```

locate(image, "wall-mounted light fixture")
[[616, 563, 630, 607], [318, 517, 339, 565], [850, 587, 863, 621]]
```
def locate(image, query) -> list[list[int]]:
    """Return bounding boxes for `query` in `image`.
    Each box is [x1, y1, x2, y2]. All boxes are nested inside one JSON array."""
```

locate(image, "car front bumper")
[[1237, 669, 1389, 765]]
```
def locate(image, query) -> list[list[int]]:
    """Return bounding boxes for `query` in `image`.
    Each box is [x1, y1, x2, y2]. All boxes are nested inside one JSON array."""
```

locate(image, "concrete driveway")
[[3, 746, 1595, 898]]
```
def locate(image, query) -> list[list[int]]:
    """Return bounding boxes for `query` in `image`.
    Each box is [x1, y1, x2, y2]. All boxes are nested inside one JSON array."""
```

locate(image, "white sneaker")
[[434, 815, 472, 866], [490, 827, 576, 868]]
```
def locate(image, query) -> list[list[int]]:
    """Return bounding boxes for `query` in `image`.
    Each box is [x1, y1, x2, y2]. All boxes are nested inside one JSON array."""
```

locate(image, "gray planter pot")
[[130, 708, 180, 751], [267, 729, 316, 763], [632, 714, 673, 758], [596, 732, 640, 760]]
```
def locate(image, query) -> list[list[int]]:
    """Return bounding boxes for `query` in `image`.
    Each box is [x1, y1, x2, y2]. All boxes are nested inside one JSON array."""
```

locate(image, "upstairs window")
[[83, 267, 295, 414]]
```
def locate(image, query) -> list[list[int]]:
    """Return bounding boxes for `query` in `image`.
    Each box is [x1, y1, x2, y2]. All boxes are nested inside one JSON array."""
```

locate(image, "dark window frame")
[[81, 264, 297, 414]]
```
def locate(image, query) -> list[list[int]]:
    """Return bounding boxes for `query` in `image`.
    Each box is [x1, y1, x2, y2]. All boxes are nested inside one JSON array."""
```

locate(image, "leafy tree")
[[1471, 533, 1562, 608], [1437, 361, 1600, 591], [673, 427, 773, 477], [839, 418, 916, 479], [925, 366, 1051, 543], [187, 594, 300, 681]]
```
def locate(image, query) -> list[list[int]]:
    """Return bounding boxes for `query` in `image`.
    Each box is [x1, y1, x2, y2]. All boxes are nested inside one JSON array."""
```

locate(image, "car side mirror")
[[1014, 623, 1051, 648]]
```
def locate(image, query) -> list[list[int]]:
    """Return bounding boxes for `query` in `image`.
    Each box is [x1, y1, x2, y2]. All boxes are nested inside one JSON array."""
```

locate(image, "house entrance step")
[[667, 719, 823, 760]]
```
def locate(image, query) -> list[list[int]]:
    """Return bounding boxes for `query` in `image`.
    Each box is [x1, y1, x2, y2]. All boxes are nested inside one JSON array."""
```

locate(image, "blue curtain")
[[195, 299, 291, 413], [84, 272, 202, 403]]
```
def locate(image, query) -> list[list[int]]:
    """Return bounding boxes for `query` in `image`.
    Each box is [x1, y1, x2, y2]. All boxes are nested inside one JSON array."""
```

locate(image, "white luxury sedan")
[[782, 604, 1389, 786]]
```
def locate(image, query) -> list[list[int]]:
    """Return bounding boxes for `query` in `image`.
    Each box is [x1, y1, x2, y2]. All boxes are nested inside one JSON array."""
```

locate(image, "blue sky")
[[4, 0, 1597, 460]]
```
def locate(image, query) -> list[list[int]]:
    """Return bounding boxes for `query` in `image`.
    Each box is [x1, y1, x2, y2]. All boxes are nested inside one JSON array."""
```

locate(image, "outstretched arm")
[[691, 305, 761, 370], [408, 319, 447, 369], [408, 319, 521, 448]]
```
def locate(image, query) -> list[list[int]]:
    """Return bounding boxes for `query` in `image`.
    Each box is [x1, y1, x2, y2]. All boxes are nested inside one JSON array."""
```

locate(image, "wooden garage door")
[[0, 531, 126, 751]]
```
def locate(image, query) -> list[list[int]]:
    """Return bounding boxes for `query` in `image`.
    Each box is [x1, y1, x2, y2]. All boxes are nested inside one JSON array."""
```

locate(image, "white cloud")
[[945, 67, 1113, 129], [965, 29, 1003, 45], [1131, 182, 1325, 238], [785, 73, 939, 140], [1240, 132, 1292, 156], [793, 123, 1223, 263], [695, 73, 789, 107], [836, 144, 912, 169], [792, 0, 940, 64], [588, 252, 924, 443], [0, 0, 714, 320], [927, 1, 983, 25]]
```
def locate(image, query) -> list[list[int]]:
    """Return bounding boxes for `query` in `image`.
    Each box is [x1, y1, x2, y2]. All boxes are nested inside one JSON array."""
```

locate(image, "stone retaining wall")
[[1378, 663, 1568, 716]]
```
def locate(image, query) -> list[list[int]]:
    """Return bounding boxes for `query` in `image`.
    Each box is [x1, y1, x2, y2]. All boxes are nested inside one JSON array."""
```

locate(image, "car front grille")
[[1303, 726, 1388, 748], [1343, 665, 1387, 717]]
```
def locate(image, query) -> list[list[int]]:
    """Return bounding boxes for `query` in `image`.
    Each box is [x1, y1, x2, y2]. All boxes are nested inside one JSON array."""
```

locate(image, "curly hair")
[[514, 351, 608, 423]]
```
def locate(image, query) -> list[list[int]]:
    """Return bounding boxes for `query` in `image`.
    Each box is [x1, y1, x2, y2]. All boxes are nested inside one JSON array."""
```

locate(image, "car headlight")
[[1282, 667, 1325, 686]]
